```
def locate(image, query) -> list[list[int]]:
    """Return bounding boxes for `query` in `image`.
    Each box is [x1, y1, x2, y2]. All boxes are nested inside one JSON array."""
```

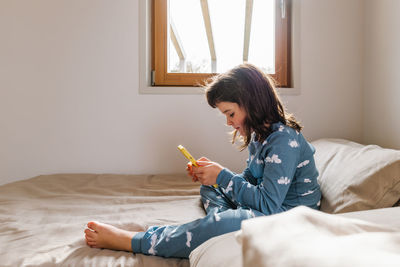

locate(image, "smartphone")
[[177, 145, 218, 188], [177, 145, 198, 167]]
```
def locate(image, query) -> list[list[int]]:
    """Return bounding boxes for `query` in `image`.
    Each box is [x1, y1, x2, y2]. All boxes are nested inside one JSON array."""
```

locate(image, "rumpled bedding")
[[238, 206, 400, 267], [3, 173, 400, 267], [189, 206, 400, 267], [0, 173, 205, 267]]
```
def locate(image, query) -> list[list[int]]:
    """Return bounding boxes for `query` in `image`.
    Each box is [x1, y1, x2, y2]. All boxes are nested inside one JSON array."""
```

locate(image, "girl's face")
[[216, 101, 247, 136]]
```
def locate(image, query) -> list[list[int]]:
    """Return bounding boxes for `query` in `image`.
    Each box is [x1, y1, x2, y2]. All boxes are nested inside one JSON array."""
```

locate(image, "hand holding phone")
[[177, 145, 218, 188]]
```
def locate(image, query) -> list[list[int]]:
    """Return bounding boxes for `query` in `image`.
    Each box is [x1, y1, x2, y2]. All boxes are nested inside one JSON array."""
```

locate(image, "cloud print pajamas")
[[131, 122, 321, 258]]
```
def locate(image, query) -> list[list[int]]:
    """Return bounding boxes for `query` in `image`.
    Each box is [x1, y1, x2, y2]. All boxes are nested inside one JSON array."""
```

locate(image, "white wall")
[[285, 0, 363, 143], [363, 0, 400, 149], [0, 0, 364, 185]]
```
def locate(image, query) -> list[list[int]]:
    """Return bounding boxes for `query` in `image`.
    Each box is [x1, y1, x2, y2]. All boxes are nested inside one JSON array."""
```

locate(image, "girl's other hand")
[[186, 162, 199, 182], [192, 157, 223, 186]]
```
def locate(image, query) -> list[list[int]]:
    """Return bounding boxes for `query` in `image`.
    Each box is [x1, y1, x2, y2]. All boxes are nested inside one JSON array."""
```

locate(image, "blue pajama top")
[[216, 122, 321, 215]]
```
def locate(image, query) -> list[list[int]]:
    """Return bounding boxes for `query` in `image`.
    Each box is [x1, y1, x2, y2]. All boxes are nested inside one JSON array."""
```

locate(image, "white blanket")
[[238, 206, 400, 267]]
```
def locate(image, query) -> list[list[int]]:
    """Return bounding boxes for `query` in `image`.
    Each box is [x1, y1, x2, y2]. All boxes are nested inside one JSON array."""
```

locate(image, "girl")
[[84, 63, 321, 258]]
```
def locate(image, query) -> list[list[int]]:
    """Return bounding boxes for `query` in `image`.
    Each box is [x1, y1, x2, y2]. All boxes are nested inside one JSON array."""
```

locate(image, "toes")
[[87, 221, 99, 231], [84, 228, 97, 238], [85, 235, 95, 242], [87, 241, 97, 246]]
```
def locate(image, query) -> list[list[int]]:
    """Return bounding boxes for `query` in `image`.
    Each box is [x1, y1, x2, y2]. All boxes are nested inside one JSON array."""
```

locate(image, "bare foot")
[[84, 221, 138, 251]]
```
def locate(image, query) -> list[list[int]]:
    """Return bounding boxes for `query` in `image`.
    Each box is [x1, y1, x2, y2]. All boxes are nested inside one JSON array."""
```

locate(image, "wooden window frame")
[[152, 0, 291, 87]]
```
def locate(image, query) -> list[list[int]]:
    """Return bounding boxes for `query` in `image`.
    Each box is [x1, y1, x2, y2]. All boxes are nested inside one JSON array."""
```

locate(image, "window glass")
[[168, 0, 211, 73], [248, 0, 275, 73], [168, 0, 275, 74]]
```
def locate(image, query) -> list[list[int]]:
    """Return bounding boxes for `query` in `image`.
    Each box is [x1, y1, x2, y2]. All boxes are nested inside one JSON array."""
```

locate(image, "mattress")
[[0, 173, 205, 267]]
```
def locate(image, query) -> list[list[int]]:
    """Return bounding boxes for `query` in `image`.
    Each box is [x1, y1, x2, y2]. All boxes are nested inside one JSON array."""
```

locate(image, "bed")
[[0, 173, 202, 267], [1, 138, 400, 266]]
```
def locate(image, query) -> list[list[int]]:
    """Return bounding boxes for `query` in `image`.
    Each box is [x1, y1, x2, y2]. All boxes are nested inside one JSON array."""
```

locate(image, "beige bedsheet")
[[0, 173, 206, 267]]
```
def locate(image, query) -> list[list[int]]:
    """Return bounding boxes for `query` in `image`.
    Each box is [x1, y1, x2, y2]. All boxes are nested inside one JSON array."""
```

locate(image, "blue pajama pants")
[[131, 185, 265, 258]]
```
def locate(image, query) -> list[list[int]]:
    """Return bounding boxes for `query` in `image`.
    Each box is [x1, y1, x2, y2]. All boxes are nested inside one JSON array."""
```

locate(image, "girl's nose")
[[226, 117, 232, 126]]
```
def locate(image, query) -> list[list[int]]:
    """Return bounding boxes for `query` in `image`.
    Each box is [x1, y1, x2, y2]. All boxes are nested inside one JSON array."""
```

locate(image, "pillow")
[[311, 138, 400, 213], [238, 206, 400, 267], [189, 232, 241, 267]]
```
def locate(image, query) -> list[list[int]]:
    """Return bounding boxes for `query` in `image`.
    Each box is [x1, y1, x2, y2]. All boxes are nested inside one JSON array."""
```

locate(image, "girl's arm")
[[191, 158, 257, 186], [216, 133, 300, 215], [238, 167, 257, 185]]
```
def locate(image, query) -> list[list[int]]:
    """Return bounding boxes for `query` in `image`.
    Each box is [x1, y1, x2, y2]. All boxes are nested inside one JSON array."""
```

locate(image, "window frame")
[[151, 0, 291, 87]]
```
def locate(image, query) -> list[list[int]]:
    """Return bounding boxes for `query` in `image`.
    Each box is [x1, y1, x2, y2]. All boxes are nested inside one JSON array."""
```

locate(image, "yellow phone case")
[[177, 145, 198, 167], [177, 145, 218, 188]]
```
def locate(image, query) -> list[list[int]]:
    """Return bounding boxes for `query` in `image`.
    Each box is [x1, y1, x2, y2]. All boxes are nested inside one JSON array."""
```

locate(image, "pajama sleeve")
[[225, 167, 257, 186], [216, 132, 300, 215], [240, 167, 257, 184]]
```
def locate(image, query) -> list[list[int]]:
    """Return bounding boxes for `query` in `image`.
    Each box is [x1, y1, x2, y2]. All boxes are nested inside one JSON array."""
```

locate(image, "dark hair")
[[204, 63, 302, 149]]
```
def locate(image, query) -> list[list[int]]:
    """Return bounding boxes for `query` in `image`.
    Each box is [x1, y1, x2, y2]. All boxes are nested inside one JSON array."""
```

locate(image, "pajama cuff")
[[131, 231, 146, 254], [216, 168, 235, 188]]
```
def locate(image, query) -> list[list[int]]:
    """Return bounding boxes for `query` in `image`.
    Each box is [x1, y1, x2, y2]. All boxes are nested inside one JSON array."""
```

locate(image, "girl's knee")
[[200, 185, 216, 198], [200, 185, 220, 207]]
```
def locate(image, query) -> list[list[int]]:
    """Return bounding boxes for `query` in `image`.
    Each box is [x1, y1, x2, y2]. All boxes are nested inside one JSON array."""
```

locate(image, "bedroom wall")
[[0, 0, 364, 185], [363, 0, 400, 149]]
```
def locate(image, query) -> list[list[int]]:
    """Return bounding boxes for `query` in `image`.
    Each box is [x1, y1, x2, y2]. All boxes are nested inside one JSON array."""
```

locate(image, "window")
[[152, 0, 291, 87]]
